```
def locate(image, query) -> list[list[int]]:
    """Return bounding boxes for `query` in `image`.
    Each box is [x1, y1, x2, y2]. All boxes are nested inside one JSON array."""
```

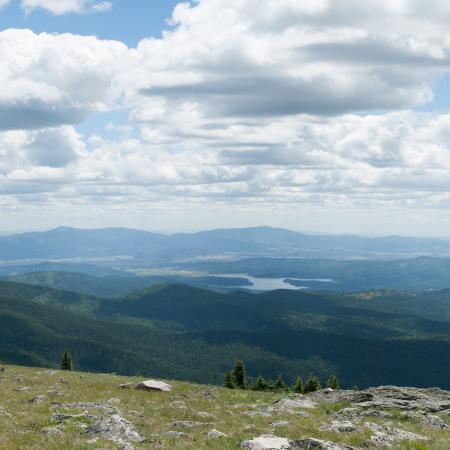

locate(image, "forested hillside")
[[2, 280, 450, 389]]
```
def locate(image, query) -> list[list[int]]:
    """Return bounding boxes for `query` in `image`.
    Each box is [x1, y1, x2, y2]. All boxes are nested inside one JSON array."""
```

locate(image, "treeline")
[[224, 360, 340, 393]]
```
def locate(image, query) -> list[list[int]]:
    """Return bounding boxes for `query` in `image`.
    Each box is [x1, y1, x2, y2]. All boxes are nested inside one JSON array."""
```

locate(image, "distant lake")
[[213, 273, 334, 291]]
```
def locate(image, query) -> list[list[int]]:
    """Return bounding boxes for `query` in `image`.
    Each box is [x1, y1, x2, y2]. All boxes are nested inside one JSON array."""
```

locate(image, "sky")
[[2, 0, 450, 236]]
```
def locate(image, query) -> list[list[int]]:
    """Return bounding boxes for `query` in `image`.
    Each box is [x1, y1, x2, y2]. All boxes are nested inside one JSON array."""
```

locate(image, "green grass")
[[0, 364, 449, 449]]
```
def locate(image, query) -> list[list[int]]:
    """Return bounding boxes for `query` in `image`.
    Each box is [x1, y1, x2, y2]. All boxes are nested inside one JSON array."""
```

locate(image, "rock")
[[52, 401, 116, 414], [108, 398, 121, 404], [169, 400, 187, 409], [42, 426, 64, 435], [364, 422, 428, 447], [116, 383, 131, 389], [270, 421, 290, 427], [321, 421, 357, 433], [241, 434, 291, 450], [135, 380, 172, 392], [241, 435, 355, 450], [272, 395, 316, 411], [0, 366, 5, 373], [14, 386, 32, 392], [85, 413, 145, 446], [233, 403, 257, 410], [163, 431, 188, 438], [292, 439, 355, 449], [421, 414, 450, 429], [29, 395, 46, 404], [207, 429, 228, 438], [172, 421, 212, 428], [197, 410, 215, 418], [244, 411, 272, 418], [53, 411, 91, 423], [333, 408, 362, 422], [0, 406, 12, 418]]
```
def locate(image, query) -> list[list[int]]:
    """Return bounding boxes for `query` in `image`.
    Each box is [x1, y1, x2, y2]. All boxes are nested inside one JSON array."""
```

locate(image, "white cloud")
[[21, 0, 112, 15], [0, 29, 127, 130], [4, 1, 450, 233]]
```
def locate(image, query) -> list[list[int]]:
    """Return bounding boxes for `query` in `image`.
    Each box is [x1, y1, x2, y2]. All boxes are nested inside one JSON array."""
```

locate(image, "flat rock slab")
[[208, 428, 228, 438], [273, 395, 316, 411], [135, 380, 172, 392], [311, 386, 450, 413], [241, 434, 291, 449], [241, 435, 355, 450]]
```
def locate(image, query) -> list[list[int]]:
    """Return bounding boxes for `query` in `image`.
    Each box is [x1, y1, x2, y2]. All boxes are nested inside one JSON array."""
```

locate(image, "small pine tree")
[[274, 374, 288, 392], [304, 375, 321, 393], [352, 385, 360, 391], [60, 352, 73, 371], [253, 375, 269, 391], [224, 371, 236, 389], [327, 375, 340, 389], [233, 360, 246, 389], [292, 376, 304, 393]]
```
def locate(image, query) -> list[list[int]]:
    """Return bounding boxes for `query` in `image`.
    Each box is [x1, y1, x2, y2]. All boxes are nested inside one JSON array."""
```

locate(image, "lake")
[[213, 273, 334, 291]]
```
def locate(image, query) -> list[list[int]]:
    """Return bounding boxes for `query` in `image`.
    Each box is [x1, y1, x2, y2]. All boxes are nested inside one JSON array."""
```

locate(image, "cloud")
[[0, 29, 127, 130], [0, 0, 10, 8], [21, 0, 112, 15], [133, 0, 450, 121], [4, 0, 450, 232]]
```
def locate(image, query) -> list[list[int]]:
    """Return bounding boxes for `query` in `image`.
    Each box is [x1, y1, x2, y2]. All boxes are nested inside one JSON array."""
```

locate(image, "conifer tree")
[[233, 360, 246, 389], [253, 375, 269, 391], [224, 371, 236, 389], [274, 374, 288, 391], [60, 352, 73, 371], [292, 376, 304, 393], [304, 375, 321, 393], [327, 374, 340, 389]]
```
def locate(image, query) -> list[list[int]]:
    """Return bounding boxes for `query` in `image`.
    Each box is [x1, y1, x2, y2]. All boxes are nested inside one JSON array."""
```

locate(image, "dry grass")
[[0, 364, 449, 449]]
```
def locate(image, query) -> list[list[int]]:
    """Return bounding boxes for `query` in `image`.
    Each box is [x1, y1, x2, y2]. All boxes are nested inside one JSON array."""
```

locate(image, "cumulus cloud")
[[21, 0, 112, 15], [133, 0, 450, 120], [4, 0, 450, 232], [0, 29, 127, 130]]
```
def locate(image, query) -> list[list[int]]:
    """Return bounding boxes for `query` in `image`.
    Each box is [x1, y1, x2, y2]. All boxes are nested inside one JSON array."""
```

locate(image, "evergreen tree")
[[327, 374, 340, 389], [292, 376, 304, 394], [352, 385, 360, 391], [274, 374, 288, 391], [60, 352, 73, 371], [224, 371, 236, 389], [253, 375, 269, 391], [233, 360, 246, 389], [304, 375, 321, 393]]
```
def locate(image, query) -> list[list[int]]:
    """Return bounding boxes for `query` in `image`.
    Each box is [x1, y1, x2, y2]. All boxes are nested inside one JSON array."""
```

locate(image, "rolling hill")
[[2, 280, 450, 388]]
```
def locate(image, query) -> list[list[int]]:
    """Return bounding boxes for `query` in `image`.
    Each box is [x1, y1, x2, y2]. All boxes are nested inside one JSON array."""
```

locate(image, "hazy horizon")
[[2, 224, 450, 241]]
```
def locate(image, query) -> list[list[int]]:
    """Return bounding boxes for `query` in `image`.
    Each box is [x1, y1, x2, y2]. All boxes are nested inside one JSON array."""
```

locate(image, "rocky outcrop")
[[241, 435, 355, 450], [364, 422, 428, 447], [311, 386, 450, 412], [135, 380, 172, 392], [52, 401, 144, 449]]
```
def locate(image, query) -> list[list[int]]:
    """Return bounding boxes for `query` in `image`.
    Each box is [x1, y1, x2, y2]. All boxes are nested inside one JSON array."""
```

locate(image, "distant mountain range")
[[1, 226, 450, 260]]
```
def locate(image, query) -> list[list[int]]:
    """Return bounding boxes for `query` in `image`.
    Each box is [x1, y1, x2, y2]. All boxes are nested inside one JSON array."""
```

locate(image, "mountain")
[[2, 364, 449, 450], [2, 226, 450, 261], [3, 280, 450, 388]]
